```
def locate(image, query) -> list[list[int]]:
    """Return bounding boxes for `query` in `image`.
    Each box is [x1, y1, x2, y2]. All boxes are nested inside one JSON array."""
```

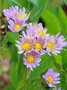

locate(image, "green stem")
[[51, 54, 61, 69], [51, 54, 66, 75], [24, 67, 27, 90]]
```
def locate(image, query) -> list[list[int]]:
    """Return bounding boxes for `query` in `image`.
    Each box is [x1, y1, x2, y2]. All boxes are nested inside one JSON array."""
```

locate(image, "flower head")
[[3, 6, 18, 20], [3, 6, 29, 22], [43, 68, 60, 87], [33, 37, 46, 55], [55, 33, 67, 49], [34, 23, 47, 38], [26, 23, 48, 38], [16, 37, 33, 54], [24, 50, 41, 71], [8, 20, 25, 32], [45, 35, 61, 55], [15, 7, 29, 22]]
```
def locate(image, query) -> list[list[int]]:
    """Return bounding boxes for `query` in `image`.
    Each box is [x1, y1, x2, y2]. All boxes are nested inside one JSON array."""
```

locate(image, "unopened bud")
[[0, 25, 6, 30]]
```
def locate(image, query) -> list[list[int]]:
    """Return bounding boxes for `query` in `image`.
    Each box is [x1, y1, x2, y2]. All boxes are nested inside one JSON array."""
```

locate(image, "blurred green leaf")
[[6, 32, 20, 43], [64, 0, 67, 5], [58, 7, 67, 35], [30, 0, 49, 22], [61, 72, 67, 90], [41, 9, 61, 34], [8, 0, 21, 7], [28, 0, 39, 6]]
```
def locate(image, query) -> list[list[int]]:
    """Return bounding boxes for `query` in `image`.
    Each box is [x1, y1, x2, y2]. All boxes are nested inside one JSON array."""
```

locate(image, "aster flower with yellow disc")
[[43, 68, 60, 87], [24, 50, 41, 71], [21, 29, 34, 40], [16, 37, 33, 54], [33, 37, 46, 55], [45, 35, 61, 55], [15, 7, 30, 22], [3, 6, 29, 22], [26, 23, 48, 38], [34, 23, 48, 38], [54, 33, 67, 50], [8, 20, 25, 32], [3, 6, 19, 20]]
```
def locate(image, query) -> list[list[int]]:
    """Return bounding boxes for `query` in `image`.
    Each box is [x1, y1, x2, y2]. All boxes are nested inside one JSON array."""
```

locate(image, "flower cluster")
[[16, 23, 67, 70], [3, 6, 67, 71]]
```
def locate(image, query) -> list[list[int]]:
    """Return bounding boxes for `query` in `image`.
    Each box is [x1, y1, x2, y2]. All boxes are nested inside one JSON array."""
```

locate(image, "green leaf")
[[28, 0, 39, 6], [8, 0, 22, 7], [61, 72, 67, 90], [30, 0, 49, 22], [6, 32, 20, 43], [0, 47, 11, 60], [64, 0, 67, 5], [41, 9, 61, 34], [0, 0, 9, 16], [58, 7, 67, 35]]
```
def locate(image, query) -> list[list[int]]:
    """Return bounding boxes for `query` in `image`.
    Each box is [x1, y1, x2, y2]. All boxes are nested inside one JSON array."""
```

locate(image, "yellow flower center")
[[14, 24, 22, 30], [28, 35, 33, 39], [16, 13, 23, 20], [37, 30, 46, 37], [26, 54, 35, 63], [47, 76, 54, 83], [46, 41, 55, 51], [23, 13, 27, 19], [16, 13, 27, 20], [21, 41, 32, 51], [34, 42, 42, 51]]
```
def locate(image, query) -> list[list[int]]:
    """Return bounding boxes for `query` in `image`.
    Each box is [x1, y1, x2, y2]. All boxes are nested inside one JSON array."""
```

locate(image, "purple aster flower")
[[16, 37, 33, 54], [26, 23, 48, 38], [8, 20, 25, 32], [55, 33, 67, 49], [43, 68, 60, 87], [45, 35, 62, 55], [26, 23, 37, 31], [14, 7, 30, 22], [33, 37, 46, 55], [3, 6, 18, 20], [26, 23, 37, 38], [24, 50, 41, 71], [21, 29, 34, 40], [34, 23, 48, 38], [3, 6, 29, 22]]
